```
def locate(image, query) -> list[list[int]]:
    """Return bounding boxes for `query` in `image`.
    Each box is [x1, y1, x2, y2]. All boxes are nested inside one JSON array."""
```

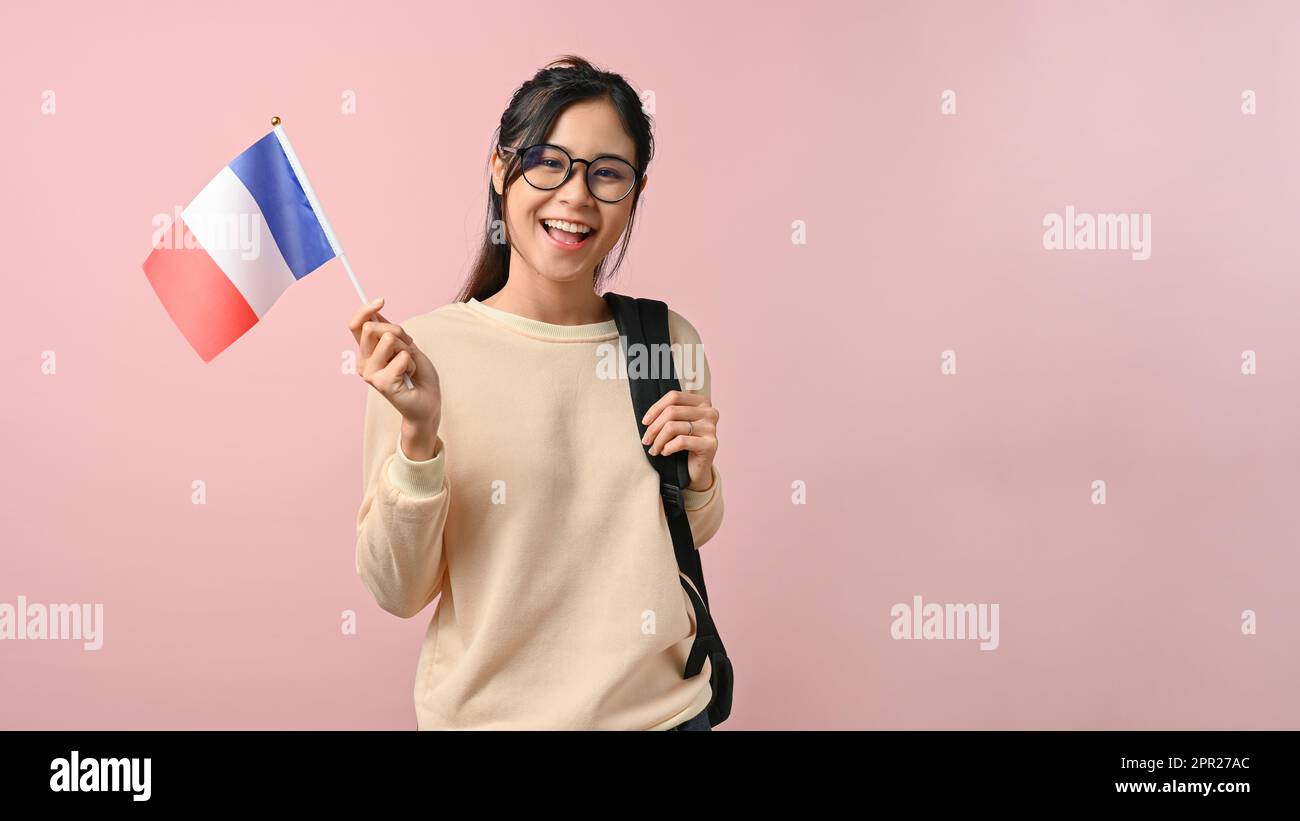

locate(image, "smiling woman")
[[351, 55, 727, 732], [455, 56, 653, 313]]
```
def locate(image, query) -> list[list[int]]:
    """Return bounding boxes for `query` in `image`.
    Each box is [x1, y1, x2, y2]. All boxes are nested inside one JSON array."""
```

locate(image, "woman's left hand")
[[640, 390, 720, 492]]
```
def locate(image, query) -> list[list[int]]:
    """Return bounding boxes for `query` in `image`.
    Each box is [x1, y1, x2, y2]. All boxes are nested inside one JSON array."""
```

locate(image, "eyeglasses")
[[500, 143, 641, 204]]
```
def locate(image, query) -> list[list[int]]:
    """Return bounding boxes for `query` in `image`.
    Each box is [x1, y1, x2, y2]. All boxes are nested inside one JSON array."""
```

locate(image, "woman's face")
[[492, 97, 647, 287]]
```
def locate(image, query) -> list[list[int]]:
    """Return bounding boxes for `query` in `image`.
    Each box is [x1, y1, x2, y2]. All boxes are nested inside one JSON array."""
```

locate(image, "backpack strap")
[[603, 291, 726, 681]]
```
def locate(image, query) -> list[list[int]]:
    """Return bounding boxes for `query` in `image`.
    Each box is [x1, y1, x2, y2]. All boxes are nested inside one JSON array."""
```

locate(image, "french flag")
[[143, 124, 340, 363]]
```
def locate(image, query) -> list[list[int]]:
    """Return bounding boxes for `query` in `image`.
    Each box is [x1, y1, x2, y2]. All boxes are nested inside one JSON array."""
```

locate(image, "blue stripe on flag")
[[229, 133, 336, 279]]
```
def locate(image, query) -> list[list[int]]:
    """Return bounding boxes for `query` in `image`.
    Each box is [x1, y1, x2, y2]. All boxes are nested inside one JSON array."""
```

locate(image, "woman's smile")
[[539, 218, 596, 251]]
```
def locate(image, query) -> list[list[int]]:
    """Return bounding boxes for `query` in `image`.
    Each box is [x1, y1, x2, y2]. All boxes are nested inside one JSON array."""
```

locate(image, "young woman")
[[347, 56, 724, 731]]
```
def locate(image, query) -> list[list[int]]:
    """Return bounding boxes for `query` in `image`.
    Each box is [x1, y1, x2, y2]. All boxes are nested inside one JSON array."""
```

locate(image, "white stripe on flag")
[[181, 166, 297, 319]]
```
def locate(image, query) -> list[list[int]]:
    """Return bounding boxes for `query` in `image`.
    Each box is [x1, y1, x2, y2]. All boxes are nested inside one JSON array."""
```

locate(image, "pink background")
[[2, 0, 1298, 729]]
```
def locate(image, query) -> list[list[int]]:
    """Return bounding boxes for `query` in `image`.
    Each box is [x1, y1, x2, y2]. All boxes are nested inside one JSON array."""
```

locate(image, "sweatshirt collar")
[[465, 297, 619, 341]]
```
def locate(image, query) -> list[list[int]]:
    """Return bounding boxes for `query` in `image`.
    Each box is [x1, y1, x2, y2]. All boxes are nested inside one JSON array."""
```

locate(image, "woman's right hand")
[[348, 298, 442, 456]]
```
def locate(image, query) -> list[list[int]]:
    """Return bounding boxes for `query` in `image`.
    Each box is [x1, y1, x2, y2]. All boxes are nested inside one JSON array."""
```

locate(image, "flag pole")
[[270, 116, 414, 391]]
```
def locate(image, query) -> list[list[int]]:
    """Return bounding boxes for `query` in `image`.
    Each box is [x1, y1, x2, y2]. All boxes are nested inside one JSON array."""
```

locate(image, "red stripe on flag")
[[142, 236, 258, 363]]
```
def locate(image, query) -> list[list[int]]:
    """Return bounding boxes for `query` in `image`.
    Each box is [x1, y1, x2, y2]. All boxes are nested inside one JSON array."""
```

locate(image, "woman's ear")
[[490, 149, 506, 196], [639, 173, 649, 196]]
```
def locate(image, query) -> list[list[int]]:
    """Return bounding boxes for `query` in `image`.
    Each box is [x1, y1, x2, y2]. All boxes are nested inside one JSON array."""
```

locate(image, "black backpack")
[[603, 292, 734, 728]]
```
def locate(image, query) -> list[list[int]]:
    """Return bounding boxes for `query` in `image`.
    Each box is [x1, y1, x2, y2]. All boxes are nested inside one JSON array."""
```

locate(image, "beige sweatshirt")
[[354, 296, 725, 730]]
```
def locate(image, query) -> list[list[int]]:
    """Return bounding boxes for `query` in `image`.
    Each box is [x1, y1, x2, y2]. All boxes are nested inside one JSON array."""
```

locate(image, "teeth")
[[542, 219, 592, 235]]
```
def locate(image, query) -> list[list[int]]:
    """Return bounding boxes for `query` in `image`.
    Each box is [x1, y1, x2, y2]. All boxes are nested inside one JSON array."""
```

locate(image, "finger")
[[360, 320, 413, 361], [364, 331, 411, 378], [659, 433, 714, 458], [649, 420, 704, 455], [640, 389, 708, 426], [398, 344, 418, 378], [363, 331, 412, 379], [376, 350, 413, 394], [347, 298, 386, 342], [641, 404, 711, 447], [362, 319, 413, 349], [371, 309, 400, 327]]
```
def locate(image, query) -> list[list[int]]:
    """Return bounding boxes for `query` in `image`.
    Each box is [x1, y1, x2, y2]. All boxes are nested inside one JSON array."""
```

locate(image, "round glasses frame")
[[500, 143, 642, 204]]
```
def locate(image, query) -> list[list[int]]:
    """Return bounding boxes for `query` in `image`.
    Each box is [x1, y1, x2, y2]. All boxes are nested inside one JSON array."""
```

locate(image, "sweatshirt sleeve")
[[668, 309, 725, 549], [355, 386, 451, 619]]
